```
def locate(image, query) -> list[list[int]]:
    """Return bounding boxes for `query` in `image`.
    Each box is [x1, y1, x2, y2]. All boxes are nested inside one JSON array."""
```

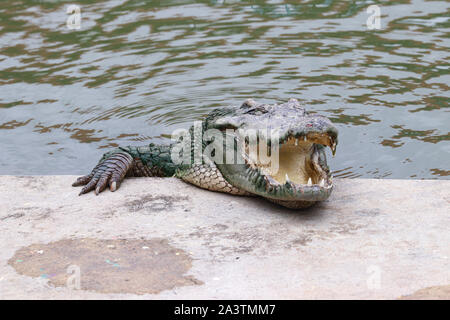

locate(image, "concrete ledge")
[[0, 176, 449, 299]]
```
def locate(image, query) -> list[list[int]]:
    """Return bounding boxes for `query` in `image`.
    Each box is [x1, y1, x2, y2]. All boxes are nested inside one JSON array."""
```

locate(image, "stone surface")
[[0, 176, 449, 299]]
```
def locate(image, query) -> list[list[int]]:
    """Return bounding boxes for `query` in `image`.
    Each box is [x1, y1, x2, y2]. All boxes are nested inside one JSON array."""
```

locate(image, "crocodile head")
[[205, 98, 338, 209]]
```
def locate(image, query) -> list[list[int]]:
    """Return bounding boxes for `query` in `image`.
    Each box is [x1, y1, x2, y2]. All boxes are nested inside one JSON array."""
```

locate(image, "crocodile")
[[73, 98, 338, 208]]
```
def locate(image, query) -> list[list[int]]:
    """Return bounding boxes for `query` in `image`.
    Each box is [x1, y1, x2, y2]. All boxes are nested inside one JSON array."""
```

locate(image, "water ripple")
[[0, 0, 448, 177]]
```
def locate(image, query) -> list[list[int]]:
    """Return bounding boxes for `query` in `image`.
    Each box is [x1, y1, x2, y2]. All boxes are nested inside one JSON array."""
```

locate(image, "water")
[[0, 0, 448, 179]]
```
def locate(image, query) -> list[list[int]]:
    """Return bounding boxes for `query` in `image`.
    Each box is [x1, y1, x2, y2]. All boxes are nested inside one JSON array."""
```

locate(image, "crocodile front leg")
[[73, 144, 178, 195]]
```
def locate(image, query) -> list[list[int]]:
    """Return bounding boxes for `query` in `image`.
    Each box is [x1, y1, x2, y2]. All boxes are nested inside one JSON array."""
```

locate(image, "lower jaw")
[[248, 181, 334, 202]]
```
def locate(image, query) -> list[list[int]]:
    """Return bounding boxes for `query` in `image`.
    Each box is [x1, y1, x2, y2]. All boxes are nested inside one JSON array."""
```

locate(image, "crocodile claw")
[[72, 151, 134, 195]]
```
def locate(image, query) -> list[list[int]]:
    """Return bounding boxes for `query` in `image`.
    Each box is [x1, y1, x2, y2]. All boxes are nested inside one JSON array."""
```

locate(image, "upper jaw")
[[278, 130, 337, 156], [233, 115, 338, 156]]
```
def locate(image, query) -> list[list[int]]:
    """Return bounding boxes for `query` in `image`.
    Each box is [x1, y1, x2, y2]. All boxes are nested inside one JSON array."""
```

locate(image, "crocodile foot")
[[72, 152, 133, 195]]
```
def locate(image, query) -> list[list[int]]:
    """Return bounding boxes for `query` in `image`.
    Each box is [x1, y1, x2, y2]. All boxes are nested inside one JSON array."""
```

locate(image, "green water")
[[0, 0, 448, 178]]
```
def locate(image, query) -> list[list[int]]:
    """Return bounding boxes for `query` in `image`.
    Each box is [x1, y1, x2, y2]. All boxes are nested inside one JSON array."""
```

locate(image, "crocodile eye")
[[244, 105, 268, 115], [241, 99, 257, 109]]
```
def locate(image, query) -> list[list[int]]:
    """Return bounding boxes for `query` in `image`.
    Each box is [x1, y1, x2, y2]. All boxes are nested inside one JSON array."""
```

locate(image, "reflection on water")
[[0, 0, 448, 178]]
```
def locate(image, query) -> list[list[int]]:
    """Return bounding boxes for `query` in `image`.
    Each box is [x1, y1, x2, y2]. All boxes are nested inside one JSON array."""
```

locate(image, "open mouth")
[[242, 132, 337, 200]]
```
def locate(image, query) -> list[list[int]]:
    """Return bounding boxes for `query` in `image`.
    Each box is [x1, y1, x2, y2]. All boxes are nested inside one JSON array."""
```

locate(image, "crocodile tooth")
[[264, 176, 271, 188], [332, 142, 337, 156], [304, 136, 307, 141], [319, 179, 325, 187], [295, 139, 298, 146], [307, 177, 312, 186], [266, 175, 279, 185], [285, 174, 290, 183]]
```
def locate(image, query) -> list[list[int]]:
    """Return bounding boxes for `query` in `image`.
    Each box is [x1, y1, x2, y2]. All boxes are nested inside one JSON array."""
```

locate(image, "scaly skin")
[[73, 98, 338, 209]]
